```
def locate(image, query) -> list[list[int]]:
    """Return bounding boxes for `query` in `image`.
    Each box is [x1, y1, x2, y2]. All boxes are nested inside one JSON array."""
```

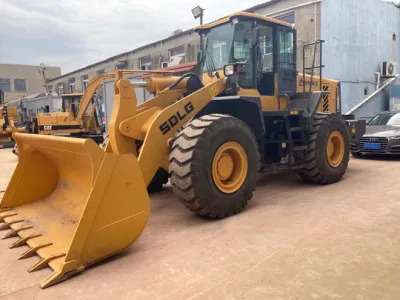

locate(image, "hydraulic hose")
[[168, 73, 203, 90]]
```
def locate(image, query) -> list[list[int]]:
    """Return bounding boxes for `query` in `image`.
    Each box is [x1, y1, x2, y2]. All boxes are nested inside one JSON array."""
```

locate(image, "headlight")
[[224, 65, 234, 76], [390, 136, 400, 140], [223, 63, 245, 77]]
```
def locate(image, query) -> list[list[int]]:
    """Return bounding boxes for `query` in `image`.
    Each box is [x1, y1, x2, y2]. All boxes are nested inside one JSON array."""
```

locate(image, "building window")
[[160, 61, 169, 68], [97, 69, 105, 75], [139, 56, 152, 70], [58, 84, 64, 95], [115, 61, 127, 70], [82, 74, 89, 91], [275, 12, 295, 25], [0, 78, 11, 92], [14, 79, 26, 92], [68, 77, 75, 93], [169, 45, 185, 66]]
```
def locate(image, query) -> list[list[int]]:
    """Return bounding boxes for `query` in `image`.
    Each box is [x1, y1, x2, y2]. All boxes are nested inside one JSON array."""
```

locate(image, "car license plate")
[[364, 143, 381, 150]]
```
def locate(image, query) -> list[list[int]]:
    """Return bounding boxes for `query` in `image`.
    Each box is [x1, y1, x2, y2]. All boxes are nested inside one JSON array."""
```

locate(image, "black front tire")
[[169, 114, 260, 218]]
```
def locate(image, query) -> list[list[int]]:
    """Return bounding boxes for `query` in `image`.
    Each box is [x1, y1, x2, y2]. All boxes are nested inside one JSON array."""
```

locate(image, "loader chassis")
[[0, 12, 365, 288]]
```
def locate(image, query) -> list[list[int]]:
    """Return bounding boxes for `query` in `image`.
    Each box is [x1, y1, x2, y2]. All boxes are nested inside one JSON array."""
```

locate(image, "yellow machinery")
[[0, 12, 365, 288], [37, 74, 115, 139], [37, 70, 175, 142], [0, 104, 25, 145]]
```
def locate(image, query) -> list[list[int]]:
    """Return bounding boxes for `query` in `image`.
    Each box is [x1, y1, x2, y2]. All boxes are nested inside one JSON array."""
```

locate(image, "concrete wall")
[[321, 0, 400, 117], [20, 96, 63, 119], [0, 64, 61, 102], [48, 32, 200, 94], [249, 0, 322, 72]]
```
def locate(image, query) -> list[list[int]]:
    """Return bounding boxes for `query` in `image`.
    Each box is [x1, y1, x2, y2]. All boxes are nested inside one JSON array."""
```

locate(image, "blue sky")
[[0, 0, 264, 73]]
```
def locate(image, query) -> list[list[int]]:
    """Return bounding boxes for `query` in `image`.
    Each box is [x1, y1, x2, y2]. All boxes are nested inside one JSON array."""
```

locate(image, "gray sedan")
[[350, 111, 400, 156]]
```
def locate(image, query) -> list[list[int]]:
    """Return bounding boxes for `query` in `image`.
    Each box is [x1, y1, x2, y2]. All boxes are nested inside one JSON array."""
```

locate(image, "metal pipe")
[[345, 75, 398, 115], [375, 72, 381, 90], [314, 2, 317, 41], [200, 14, 204, 47]]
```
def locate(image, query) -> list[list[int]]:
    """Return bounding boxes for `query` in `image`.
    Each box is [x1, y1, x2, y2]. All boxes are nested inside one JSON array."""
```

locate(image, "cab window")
[[257, 24, 274, 95], [259, 26, 274, 72], [279, 30, 295, 69], [203, 21, 253, 87]]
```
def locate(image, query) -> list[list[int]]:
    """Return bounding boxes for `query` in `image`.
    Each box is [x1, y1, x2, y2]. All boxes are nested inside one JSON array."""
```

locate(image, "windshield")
[[369, 112, 400, 125], [203, 21, 253, 86]]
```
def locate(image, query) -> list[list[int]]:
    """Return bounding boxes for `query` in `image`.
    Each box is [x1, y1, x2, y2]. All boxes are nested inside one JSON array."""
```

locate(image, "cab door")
[[257, 24, 275, 96], [277, 27, 297, 97]]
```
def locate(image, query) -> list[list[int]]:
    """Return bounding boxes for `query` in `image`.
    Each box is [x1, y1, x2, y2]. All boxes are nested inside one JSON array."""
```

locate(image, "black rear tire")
[[169, 114, 259, 218], [299, 113, 350, 184]]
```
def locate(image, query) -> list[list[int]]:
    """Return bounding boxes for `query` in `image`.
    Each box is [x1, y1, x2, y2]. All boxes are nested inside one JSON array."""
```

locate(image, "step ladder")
[[282, 112, 309, 169]]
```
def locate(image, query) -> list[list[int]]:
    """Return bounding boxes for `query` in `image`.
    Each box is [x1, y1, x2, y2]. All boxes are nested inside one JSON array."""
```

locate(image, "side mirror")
[[197, 49, 204, 63], [252, 27, 260, 46]]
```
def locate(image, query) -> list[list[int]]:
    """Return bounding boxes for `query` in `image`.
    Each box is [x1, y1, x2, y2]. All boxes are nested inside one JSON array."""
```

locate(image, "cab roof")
[[195, 11, 293, 31]]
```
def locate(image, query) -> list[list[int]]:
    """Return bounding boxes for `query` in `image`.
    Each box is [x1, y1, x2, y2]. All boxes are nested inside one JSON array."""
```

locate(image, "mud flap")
[[0, 133, 150, 288]]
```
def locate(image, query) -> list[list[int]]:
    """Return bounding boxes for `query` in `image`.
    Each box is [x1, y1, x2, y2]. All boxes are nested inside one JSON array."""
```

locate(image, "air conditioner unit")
[[160, 62, 169, 68], [381, 61, 397, 77]]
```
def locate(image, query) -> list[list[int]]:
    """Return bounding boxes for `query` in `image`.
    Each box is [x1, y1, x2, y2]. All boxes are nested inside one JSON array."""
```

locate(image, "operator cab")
[[62, 93, 84, 118], [196, 12, 297, 109]]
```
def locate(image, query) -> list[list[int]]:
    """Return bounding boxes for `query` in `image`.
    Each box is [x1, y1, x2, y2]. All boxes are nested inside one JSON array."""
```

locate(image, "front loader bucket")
[[0, 133, 150, 288]]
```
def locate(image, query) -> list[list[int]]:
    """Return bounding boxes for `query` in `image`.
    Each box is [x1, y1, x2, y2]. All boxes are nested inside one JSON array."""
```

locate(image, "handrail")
[[345, 74, 399, 115]]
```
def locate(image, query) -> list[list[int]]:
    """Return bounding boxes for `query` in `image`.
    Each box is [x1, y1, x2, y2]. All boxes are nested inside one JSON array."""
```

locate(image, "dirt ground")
[[0, 148, 399, 299]]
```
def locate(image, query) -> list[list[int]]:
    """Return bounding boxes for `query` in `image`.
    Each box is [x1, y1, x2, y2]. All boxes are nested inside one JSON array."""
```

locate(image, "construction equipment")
[[37, 74, 115, 141], [0, 12, 365, 288], [0, 99, 25, 146], [37, 70, 176, 143]]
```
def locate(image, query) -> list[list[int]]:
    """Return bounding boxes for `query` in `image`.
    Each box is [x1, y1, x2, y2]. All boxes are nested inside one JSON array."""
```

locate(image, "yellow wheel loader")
[[0, 12, 365, 288]]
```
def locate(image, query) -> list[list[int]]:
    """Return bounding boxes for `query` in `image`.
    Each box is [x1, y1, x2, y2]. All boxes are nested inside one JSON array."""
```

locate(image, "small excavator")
[[37, 74, 114, 142], [0, 12, 365, 288], [37, 70, 176, 143]]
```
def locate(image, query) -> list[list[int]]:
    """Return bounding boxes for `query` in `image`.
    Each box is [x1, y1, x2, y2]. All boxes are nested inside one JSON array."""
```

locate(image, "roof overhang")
[[194, 11, 294, 32]]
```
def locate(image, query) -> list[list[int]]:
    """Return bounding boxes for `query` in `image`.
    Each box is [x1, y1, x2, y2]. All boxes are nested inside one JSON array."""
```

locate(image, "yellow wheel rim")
[[326, 130, 345, 167], [212, 141, 248, 194]]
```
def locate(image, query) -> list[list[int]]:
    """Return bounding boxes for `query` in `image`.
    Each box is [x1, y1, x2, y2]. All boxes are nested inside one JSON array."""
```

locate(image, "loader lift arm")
[[109, 74, 226, 186]]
